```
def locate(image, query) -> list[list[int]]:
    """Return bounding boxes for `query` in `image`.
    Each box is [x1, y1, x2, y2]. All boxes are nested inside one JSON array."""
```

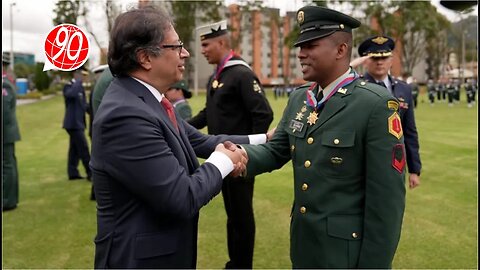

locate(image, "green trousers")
[[2, 143, 19, 210]]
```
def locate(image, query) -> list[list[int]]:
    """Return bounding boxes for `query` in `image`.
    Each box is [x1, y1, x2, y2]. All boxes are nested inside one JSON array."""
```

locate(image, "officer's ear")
[[336, 42, 349, 60]]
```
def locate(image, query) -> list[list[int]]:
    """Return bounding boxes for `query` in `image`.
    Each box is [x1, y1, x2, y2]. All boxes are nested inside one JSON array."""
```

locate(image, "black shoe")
[[69, 176, 85, 180], [3, 205, 17, 212]]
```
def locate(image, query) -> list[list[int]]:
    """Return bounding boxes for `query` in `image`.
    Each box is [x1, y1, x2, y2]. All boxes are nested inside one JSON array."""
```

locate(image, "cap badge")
[[372, 36, 388, 45], [297, 11, 305, 25]]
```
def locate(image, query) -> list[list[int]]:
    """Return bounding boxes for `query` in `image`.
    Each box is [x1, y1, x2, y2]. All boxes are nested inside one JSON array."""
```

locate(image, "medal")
[[212, 80, 219, 88], [307, 111, 318, 126], [295, 112, 304, 121]]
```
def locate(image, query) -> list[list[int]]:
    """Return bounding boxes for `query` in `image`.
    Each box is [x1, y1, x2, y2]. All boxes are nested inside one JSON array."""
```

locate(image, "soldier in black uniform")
[[466, 78, 475, 108], [411, 78, 419, 108], [189, 20, 274, 269], [2, 54, 21, 211], [427, 79, 436, 105], [446, 78, 455, 106]]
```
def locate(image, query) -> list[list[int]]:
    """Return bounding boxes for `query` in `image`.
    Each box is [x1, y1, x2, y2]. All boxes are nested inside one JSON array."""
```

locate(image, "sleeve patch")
[[388, 112, 403, 139], [392, 144, 406, 173]]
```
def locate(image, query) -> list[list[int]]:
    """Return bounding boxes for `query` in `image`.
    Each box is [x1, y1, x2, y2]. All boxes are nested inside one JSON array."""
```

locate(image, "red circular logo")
[[44, 24, 90, 71]]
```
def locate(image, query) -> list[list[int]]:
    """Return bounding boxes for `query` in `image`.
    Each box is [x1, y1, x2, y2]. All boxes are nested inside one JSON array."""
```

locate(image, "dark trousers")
[[222, 176, 255, 269], [66, 129, 91, 179], [2, 143, 19, 210]]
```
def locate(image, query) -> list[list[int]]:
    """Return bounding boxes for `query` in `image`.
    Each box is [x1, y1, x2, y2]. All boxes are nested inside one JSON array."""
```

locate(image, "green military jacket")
[[243, 79, 406, 268], [2, 75, 21, 144], [173, 100, 192, 121]]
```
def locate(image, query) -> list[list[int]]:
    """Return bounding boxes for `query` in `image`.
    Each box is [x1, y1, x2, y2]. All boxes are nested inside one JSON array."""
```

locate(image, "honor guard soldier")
[[189, 20, 274, 269], [358, 35, 422, 190], [2, 54, 21, 211], [165, 79, 193, 120], [446, 78, 455, 106], [239, 6, 406, 268], [427, 79, 436, 105], [466, 78, 475, 108], [411, 78, 419, 108]]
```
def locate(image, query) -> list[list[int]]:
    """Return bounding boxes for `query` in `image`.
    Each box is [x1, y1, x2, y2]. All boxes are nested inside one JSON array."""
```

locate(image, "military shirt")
[[363, 73, 421, 175], [2, 74, 21, 144]]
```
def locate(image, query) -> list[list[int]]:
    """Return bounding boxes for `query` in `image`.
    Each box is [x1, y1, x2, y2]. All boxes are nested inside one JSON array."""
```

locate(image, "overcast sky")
[[2, 0, 477, 69]]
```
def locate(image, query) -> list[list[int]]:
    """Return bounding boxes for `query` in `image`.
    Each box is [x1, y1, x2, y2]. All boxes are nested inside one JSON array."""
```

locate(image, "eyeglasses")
[[160, 41, 184, 56]]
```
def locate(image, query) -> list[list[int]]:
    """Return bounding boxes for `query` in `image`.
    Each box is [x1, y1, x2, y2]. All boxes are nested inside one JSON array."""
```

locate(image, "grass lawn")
[[2, 89, 477, 269]]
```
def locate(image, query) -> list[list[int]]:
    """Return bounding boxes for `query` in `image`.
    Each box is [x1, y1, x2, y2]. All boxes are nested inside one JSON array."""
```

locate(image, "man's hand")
[[409, 173, 420, 189], [266, 127, 277, 142], [350, 55, 370, 68], [216, 141, 247, 177]]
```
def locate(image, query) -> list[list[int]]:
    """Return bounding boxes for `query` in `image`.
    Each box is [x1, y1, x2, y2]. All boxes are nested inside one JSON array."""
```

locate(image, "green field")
[[2, 90, 477, 269]]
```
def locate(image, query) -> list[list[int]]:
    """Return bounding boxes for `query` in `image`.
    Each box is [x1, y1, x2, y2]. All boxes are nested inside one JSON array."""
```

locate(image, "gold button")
[[352, 232, 358, 239], [300, 206, 306, 214], [302, 183, 308, 191], [360, 81, 366, 86], [291, 145, 295, 151], [333, 139, 340, 145], [304, 160, 311, 168], [307, 137, 314, 144]]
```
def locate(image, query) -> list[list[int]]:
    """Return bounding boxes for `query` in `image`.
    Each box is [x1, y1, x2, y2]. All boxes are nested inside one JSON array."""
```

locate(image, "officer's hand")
[[409, 173, 420, 189]]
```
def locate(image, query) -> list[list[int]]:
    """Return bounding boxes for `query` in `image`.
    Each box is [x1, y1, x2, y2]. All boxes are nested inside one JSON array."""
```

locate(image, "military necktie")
[[161, 98, 179, 132], [376, 81, 387, 89]]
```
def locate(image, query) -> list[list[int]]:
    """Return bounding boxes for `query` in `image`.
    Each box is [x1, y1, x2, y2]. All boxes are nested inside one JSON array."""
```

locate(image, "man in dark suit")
[[63, 68, 91, 181], [358, 35, 422, 189], [91, 6, 267, 268], [189, 20, 274, 269], [239, 6, 406, 268]]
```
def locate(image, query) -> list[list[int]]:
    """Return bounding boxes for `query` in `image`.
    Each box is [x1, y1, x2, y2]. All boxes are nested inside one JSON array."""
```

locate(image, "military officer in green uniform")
[[240, 6, 406, 268], [2, 54, 21, 211], [165, 80, 192, 120]]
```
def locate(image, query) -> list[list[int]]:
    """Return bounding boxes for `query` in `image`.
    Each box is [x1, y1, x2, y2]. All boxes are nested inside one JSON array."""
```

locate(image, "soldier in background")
[[427, 79, 436, 105], [410, 78, 419, 108], [446, 78, 455, 106], [189, 20, 274, 269], [165, 79, 193, 120], [466, 78, 475, 108], [2, 54, 21, 211]]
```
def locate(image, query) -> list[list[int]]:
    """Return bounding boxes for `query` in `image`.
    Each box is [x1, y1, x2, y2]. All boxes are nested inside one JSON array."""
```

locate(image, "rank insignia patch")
[[253, 80, 262, 93], [392, 144, 406, 173], [387, 100, 399, 111], [388, 112, 403, 139]]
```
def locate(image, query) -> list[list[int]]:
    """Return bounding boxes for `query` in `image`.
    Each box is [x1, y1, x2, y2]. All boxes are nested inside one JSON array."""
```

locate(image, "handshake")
[[215, 141, 248, 178]]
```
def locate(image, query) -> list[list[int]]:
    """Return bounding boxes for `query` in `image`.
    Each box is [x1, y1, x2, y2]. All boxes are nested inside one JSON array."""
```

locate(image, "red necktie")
[[160, 98, 179, 132]]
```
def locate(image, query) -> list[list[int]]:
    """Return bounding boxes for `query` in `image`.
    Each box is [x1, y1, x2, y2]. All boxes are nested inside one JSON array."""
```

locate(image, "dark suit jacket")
[[91, 77, 247, 269], [62, 79, 87, 130], [363, 73, 421, 174]]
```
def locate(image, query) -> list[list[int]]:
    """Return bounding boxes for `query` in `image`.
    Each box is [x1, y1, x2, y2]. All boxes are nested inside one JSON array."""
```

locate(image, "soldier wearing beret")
[[189, 20, 274, 269], [166, 79, 193, 120], [240, 6, 406, 268], [358, 35, 422, 190], [2, 54, 21, 211]]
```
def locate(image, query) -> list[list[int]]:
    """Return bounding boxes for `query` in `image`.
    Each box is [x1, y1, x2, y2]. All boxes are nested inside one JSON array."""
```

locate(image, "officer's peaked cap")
[[198, 20, 228, 41], [169, 80, 192, 99], [294, 6, 361, 47], [358, 35, 395, 57]]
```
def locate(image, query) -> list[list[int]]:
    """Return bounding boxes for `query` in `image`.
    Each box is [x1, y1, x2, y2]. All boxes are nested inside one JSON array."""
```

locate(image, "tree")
[[34, 63, 52, 91], [53, 0, 81, 25]]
